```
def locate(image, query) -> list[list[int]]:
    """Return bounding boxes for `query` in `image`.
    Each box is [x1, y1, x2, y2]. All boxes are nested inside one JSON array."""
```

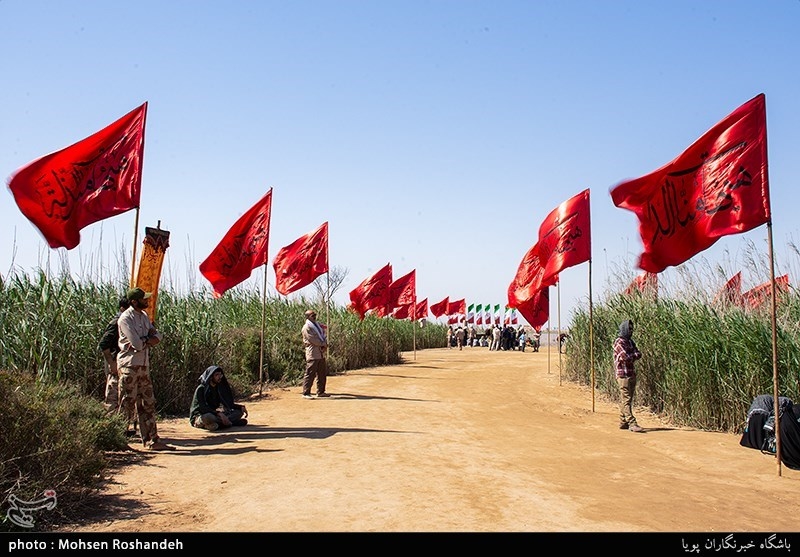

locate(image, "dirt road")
[[59, 347, 798, 533]]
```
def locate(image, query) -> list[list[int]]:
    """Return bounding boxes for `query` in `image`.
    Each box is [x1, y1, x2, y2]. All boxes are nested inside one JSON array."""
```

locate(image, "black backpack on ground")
[[739, 394, 800, 470]]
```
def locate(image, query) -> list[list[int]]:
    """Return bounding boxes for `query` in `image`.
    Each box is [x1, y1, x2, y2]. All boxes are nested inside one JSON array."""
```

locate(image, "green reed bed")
[[566, 291, 800, 433]]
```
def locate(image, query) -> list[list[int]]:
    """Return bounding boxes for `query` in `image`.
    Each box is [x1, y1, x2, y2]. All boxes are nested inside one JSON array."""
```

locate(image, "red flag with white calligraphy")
[[610, 94, 769, 273], [272, 221, 329, 296], [199, 189, 273, 298], [8, 103, 147, 250]]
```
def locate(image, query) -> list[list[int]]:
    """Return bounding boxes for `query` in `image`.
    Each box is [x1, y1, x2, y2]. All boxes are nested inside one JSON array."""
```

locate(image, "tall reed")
[[565, 287, 800, 432], [0, 270, 447, 416]]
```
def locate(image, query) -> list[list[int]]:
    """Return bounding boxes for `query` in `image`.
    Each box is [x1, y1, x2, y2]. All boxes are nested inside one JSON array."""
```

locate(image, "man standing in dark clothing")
[[189, 365, 248, 431]]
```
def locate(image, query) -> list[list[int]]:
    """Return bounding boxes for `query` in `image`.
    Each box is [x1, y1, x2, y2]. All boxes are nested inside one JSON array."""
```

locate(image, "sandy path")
[[59, 347, 798, 533]]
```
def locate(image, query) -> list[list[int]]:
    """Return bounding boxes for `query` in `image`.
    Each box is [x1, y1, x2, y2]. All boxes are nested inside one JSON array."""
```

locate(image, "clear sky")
[[2, 1, 799, 327]]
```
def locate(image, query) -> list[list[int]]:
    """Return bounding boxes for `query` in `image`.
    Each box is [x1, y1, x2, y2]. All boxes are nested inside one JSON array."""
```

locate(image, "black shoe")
[[619, 422, 629, 430], [316, 392, 331, 398], [233, 418, 248, 426]]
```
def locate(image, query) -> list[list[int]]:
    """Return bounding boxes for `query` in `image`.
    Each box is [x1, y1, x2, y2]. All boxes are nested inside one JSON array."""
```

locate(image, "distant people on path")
[[189, 365, 248, 431], [98, 296, 130, 413], [301, 309, 330, 398], [530, 329, 541, 352], [518, 330, 527, 352], [501, 325, 514, 350], [559, 332, 570, 353], [455, 326, 465, 350], [468, 325, 477, 347], [447, 326, 454, 349], [491, 325, 501, 351], [117, 287, 172, 451], [613, 320, 644, 433]]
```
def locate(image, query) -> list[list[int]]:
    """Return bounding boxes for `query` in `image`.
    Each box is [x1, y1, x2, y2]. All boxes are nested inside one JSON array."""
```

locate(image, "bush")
[[0, 370, 129, 531]]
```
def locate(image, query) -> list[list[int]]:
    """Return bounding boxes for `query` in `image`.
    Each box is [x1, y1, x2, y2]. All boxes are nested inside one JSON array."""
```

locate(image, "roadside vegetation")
[[0, 265, 444, 530], [564, 245, 800, 432], [3, 240, 799, 530]]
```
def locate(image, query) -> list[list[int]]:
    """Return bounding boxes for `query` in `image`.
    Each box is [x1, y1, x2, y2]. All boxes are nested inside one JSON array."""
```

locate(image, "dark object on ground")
[[740, 394, 800, 470]]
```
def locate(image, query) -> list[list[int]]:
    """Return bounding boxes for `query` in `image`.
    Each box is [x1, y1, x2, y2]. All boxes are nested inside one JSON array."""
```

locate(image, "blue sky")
[[2, 1, 799, 327]]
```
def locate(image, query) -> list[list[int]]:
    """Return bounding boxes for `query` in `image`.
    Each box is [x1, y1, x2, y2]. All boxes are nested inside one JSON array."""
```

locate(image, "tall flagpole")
[[325, 269, 331, 359], [129, 207, 141, 287], [259, 262, 268, 395], [767, 222, 782, 476], [325, 239, 331, 359], [547, 291, 552, 375], [589, 259, 595, 412], [412, 294, 417, 360]]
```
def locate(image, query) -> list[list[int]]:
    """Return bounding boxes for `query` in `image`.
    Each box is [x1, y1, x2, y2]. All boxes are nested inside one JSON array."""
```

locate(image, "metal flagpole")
[[589, 259, 595, 412]]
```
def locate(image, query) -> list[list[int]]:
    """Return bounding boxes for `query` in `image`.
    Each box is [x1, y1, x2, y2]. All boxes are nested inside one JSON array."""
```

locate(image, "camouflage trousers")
[[119, 365, 160, 447]]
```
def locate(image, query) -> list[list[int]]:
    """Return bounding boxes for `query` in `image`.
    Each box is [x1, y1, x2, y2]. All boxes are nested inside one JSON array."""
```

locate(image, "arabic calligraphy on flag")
[[8, 103, 147, 250], [611, 94, 769, 273]]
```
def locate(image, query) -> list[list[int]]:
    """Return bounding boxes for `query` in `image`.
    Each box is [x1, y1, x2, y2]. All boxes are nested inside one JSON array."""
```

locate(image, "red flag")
[[447, 298, 466, 317], [272, 222, 329, 296], [537, 188, 591, 284], [611, 94, 769, 273], [508, 241, 558, 309], [515, 287, 550, 330], [713, 271, 743, 307], [348, 263, 393, 319], [414, 298, 428, 321], [624, 272, 659, 299], [7, 103, 147, 250], [430, 297, 449, 318], [742, 274, 789, 309], [392, 303, 410, 319], [381, 269, 416, 317], [199, 189, 273, 298]]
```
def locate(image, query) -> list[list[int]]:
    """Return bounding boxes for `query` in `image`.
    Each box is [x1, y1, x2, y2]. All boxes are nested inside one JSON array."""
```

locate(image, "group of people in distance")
[[446, 324, 545, 352]]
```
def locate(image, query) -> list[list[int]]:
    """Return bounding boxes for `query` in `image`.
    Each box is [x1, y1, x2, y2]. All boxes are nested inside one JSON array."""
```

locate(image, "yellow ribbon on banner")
[[134, 224, 170, 324]]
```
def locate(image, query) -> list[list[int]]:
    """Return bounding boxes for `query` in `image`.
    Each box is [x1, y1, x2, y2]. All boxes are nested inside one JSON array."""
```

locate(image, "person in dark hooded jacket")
[[613, 319, 644, 433], [189, 365, 248, 431]]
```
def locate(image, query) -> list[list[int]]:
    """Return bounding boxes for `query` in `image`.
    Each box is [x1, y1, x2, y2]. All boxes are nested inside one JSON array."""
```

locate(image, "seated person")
[[189, 365, 248, 431]]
